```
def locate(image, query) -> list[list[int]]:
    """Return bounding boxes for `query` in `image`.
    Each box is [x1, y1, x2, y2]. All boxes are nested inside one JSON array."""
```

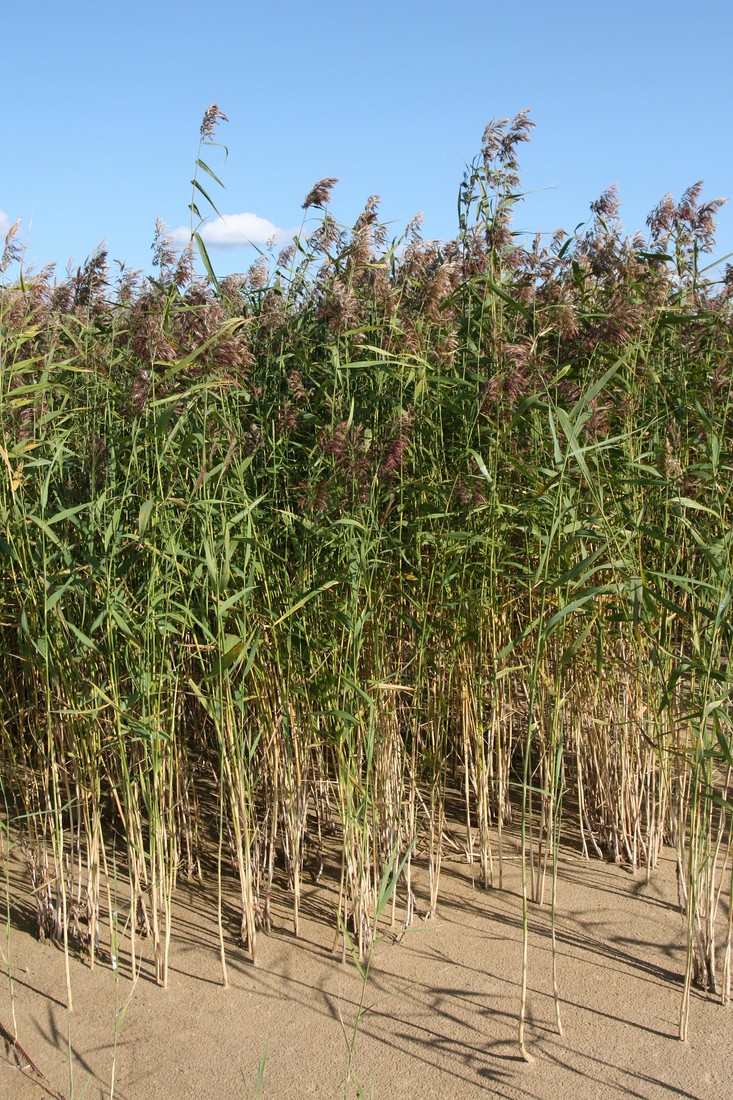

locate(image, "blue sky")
[[3, 0, 732, 281]]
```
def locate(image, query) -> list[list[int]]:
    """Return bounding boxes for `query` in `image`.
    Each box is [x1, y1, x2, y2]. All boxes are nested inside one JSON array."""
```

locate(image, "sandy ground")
[[1, 832, 732, 1100]]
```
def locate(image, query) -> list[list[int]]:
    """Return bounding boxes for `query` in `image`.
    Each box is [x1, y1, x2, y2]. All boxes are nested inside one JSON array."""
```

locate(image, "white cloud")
[[0, 210, 10, 238], [172, 212, 289, 250]]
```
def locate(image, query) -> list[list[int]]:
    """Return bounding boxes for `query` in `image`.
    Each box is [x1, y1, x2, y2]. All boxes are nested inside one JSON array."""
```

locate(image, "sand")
[[1, 831, 732, 1100]]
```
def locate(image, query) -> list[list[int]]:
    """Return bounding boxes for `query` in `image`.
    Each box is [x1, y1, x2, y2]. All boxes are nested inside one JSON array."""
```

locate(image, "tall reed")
[[0, 107, 731, 1063]]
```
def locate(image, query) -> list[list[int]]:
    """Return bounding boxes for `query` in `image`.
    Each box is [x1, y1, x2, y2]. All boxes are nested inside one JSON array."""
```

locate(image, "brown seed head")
[[590, 185, 620, 222], [287, 369, 307, 401], [0, 218, 23, 274], [152, 217, 178, 275], [277, 243, 296, 268], [381, 408, 413, 478], [302, 178, 339, 210], [200, 104, 228, 141], [174, 243, 194, 289], [247, 256, 269, 289], [405, 212, 424, 245], [481, 117, 509, 165], [646, 193, 675, 243]]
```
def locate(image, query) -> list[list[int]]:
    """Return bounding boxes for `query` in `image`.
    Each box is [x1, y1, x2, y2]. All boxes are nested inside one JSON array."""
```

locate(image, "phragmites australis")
[[381, 407, 413, 478], [200, 103, 228, 141], [1, 217, 23, 275], [302, 177, 339, 210], [481, 108, 535, 187], [3, 103, 733, 1049], [152, 217, 179, 277], [647, 181, 726, 256]]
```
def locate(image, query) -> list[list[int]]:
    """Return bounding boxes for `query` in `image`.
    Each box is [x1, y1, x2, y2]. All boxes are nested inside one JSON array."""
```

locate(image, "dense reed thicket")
[[1, 108, 732, 1046]]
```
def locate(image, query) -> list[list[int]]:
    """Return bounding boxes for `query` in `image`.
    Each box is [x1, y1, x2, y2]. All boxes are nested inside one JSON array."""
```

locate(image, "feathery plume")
[[0, 218, 23, 274], [302, 178, 339, 210], [200, 104, 228, 141]]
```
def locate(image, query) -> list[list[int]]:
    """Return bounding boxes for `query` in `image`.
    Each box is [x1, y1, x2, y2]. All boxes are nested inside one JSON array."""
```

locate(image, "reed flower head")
[[722, 264, 733, 300], [152, 218, 178, 276], [287, 369, 307, 401], [73, 245, 109, 310], [247, 256, 269, 289], [174, 243, 195, 289], [302, 178, 339, 210], [0, 217, 23, 274], [128, 369, 150, 415], [277, 244, 296, 269], [200, 104, 228, 141], [381, 408, 413, 478], [309, 213, 344, 254], [590, 186, 621, 222]]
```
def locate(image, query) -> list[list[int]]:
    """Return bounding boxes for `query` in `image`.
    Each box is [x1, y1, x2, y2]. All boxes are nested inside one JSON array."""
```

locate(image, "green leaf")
[[271, 580, 339, 627], [193, 231, 220, 290], [191, 178, 223, 219], [541, 588, 613, 638], [195, 158, 226, 189], [138, 498, 155, 537], [47, 503, 90, 526]]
